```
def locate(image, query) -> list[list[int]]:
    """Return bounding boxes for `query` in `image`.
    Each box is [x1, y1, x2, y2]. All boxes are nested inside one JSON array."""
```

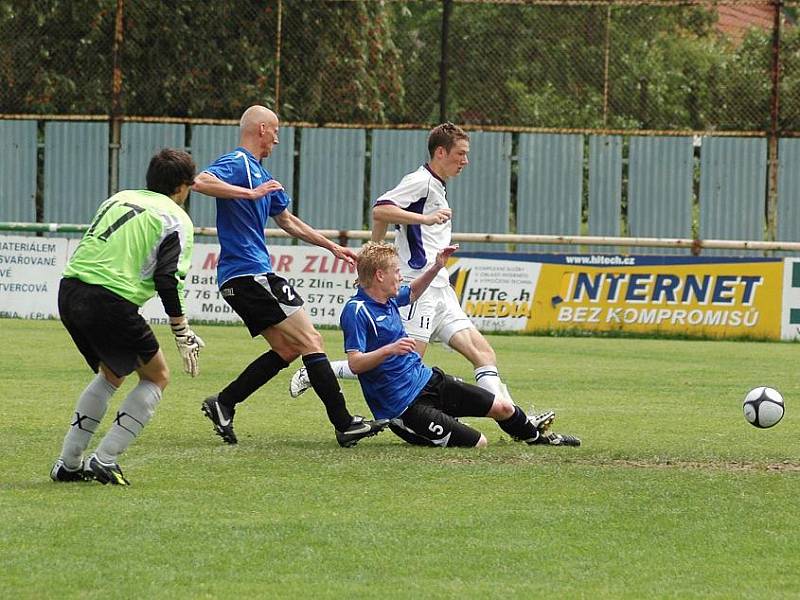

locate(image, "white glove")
[[170, 318, 205, 377]]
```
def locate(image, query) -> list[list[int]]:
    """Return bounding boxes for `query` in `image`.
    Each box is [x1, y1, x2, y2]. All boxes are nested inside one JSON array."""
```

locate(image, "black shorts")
[[389, 368, 495, 448], [220, 273, 304, 337], [58, 278, 160, 378]]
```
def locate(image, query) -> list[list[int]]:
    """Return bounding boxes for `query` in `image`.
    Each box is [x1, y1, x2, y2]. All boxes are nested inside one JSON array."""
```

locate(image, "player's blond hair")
[[357, 242, 398, 286]]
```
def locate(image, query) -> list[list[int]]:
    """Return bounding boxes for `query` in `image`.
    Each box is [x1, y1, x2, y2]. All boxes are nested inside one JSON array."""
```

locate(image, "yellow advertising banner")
[[450, 254, 785, 339], [0, 232, 791, 341]]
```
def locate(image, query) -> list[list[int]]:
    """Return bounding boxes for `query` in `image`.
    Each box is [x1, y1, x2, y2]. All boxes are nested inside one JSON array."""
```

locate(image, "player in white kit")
[[371, 126, 472, 356], [290, 123, 527, 413]]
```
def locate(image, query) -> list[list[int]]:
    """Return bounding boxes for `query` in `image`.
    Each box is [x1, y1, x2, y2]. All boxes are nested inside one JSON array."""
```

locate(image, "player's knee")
[[99, 365, 124, 388], [144, 364, 170, 390], [296, 328, 324, 354], [475, 434, 488, 448], [273, 346, 300, 363], [101, 373, 124, 389], [489, 395, 515, 420], [266, 336, 291, 360], [154, 373, 170, 390], [267, 334, 303, 363]]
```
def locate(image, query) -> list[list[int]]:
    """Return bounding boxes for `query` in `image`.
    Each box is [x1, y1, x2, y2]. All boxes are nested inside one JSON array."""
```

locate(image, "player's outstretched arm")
[[193, 172, 283, 201], [409, 245, 458, 302], [273, 210, 357, 264]]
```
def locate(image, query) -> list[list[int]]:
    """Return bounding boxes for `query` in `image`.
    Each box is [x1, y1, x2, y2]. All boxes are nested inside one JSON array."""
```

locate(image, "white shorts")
[[400, 285, 474, 345]]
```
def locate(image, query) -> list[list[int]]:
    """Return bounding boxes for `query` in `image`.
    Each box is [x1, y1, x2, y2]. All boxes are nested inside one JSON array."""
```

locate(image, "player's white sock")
[[330, 359, 357, 380], [94, 380, 161, 464], [474, 365, 512, 401], [59, 373, 117, 469]]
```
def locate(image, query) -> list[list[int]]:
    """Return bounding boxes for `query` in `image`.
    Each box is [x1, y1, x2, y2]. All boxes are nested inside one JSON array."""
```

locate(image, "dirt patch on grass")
[[595, 458, 800, 472], [421, 452, 800, 472]]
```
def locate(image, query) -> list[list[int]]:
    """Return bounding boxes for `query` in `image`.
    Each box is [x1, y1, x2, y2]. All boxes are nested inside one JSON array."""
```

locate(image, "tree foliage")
[[0, 0, 114, 114], [0, 0, 796, 131], [280, 1, 404, 123], [120, 1, 278, 117]]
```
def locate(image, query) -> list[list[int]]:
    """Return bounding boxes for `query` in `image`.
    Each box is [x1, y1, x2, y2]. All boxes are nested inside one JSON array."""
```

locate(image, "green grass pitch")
[[1, 318, 798, 598]]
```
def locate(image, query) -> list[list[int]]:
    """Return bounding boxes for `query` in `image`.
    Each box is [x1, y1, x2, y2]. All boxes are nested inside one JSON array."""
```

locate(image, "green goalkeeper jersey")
[[64, 189, 194, 314]]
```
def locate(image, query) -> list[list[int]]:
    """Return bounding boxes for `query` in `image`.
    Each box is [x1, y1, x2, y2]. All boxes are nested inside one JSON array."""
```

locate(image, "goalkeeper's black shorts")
[[58, 277, 159, 377]]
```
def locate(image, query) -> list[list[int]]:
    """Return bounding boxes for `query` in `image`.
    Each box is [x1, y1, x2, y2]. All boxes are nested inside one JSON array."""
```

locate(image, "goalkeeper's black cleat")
[[201, 395, 238, 445], [529, 431, 582, 447], [84, 454, 130, 485], [335, 416, 389, 448], [50, 459, 90, 482]]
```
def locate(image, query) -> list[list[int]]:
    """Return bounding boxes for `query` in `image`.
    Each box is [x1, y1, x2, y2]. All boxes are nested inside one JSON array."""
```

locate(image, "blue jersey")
[[340, 286, 433, 420], [203, 147, 291, 286]]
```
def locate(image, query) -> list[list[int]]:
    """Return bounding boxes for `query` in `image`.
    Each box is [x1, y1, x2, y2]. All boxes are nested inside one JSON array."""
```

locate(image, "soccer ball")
[[742, 387, 785, 429]]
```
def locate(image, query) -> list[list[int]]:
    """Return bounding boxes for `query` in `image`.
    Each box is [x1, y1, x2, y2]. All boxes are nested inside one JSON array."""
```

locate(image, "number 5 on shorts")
[[428, 422, 444, 436]]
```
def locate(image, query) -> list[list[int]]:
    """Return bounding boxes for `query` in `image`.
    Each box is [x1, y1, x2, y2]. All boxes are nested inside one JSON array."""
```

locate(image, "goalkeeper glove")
[[170, 318, 205, 377]]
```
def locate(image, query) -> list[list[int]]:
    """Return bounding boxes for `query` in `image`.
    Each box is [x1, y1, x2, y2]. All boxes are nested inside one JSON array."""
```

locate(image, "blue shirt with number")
[[340, 285, 433, 419], [203, 147, 291, 286]]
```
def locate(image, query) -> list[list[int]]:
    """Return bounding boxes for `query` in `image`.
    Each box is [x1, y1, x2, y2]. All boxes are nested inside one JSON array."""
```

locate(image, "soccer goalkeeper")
[[50, 149, 203, 486]]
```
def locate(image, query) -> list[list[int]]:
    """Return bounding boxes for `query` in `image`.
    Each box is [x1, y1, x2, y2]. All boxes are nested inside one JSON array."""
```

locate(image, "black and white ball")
[[743, 387, 785, 429]]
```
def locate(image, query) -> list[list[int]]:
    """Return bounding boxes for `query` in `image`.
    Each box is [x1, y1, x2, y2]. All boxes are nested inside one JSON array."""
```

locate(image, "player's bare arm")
[[272, 210, 357, 264], [372, 203, 452, 226], [371, 218, 390, 242], [409, 245, 458, 302], [346, 338, 417, 374], [193, 171, 284, 200]]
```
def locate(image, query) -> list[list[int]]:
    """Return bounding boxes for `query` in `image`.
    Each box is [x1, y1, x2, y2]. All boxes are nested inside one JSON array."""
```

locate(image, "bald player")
[[193, 105, 387, 448]]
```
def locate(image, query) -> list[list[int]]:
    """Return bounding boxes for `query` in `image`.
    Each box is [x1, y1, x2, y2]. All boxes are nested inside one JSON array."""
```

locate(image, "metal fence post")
[[110, 0, 125, 195], [275, 0, 283, 114], [603, 4, 612, 127], [767, 0, 783, 241], [439, 0, 453, 123]]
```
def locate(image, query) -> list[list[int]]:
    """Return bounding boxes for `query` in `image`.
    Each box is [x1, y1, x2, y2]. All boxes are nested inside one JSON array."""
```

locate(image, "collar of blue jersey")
[[235, 146, 258, 161], [355, 286, 392, 307]]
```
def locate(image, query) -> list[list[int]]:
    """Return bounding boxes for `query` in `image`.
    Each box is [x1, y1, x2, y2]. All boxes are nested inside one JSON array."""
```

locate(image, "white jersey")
[[375, 165, 451, 288]]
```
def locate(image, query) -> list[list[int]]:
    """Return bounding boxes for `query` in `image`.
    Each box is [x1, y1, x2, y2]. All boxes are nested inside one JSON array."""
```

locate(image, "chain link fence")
[[1, 0, 798, 133]]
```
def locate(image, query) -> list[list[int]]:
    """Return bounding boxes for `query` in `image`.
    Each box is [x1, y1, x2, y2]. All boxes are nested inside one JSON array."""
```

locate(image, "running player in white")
[[290, 122, 521, 410]]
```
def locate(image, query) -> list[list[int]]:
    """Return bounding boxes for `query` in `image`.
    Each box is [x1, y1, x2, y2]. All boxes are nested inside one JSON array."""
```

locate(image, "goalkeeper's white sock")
[[59, 373, 118, 469], [94, 380, 161, 464], [330, 359, 357, 380]]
